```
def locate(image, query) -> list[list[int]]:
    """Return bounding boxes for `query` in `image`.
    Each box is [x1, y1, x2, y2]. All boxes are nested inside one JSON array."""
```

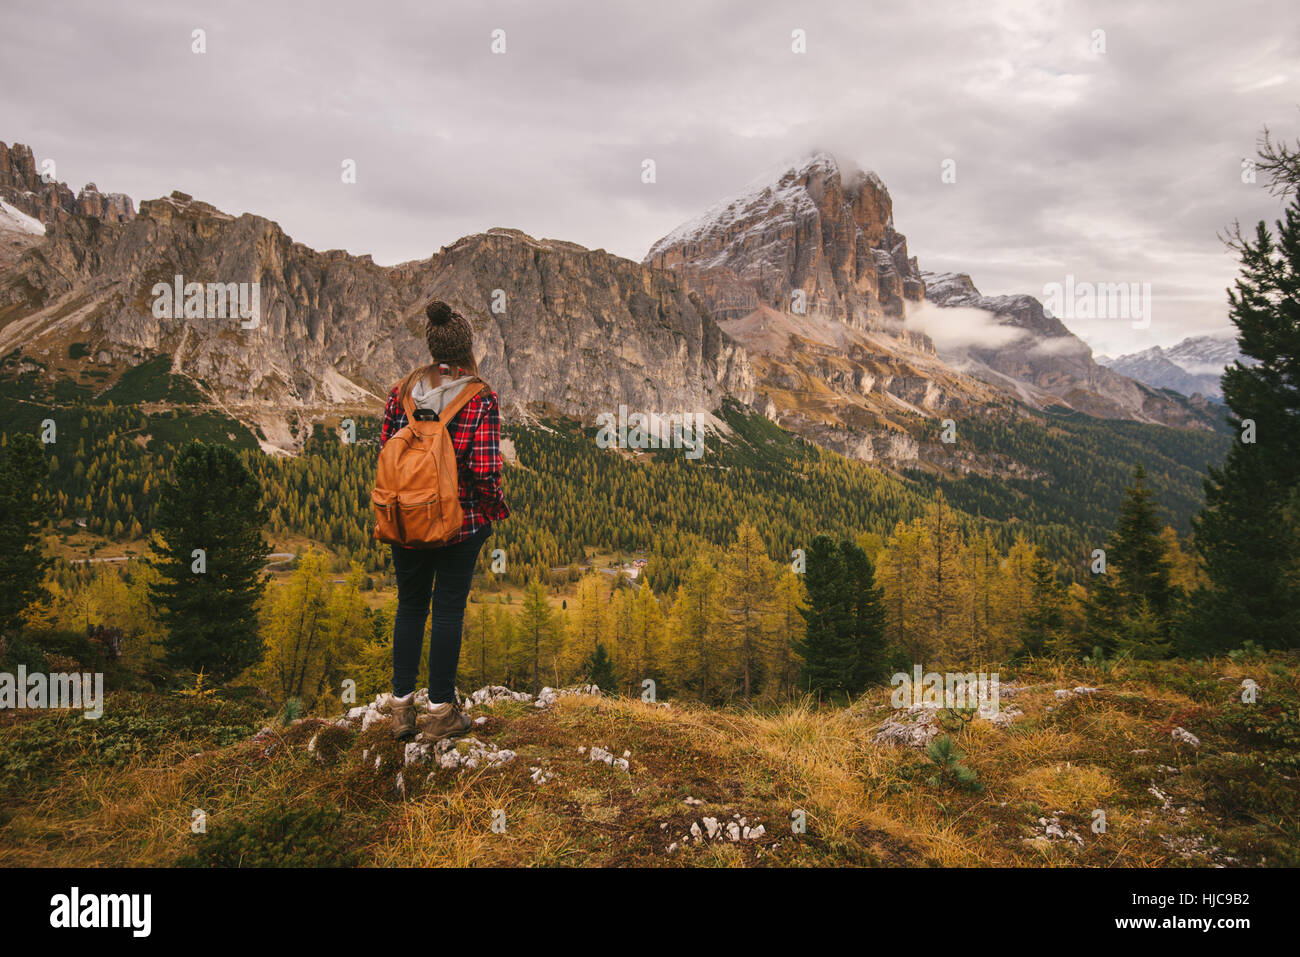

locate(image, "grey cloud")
[[1, 0, 1296, 356]]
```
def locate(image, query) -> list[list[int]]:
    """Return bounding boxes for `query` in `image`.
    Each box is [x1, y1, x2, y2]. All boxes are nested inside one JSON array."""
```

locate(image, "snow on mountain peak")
[[645, 150, 878, 261]]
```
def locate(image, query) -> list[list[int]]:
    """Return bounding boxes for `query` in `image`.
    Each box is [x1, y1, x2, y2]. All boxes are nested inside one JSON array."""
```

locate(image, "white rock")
[[872, 705, 940, 747], [1171, 727, 1201, 749], [404, 741, 433, 766]]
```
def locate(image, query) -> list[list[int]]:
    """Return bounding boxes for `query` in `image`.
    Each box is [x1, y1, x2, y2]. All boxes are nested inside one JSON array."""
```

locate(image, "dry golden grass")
[[3, 656, 1296, 867]]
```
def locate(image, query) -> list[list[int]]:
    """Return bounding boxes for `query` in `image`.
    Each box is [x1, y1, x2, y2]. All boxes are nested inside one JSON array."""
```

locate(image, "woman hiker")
[[378, 299, 509, 741]]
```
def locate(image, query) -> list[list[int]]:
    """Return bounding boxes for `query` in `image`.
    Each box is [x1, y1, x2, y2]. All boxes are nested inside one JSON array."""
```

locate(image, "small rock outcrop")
[[0, 142, 135, 227]]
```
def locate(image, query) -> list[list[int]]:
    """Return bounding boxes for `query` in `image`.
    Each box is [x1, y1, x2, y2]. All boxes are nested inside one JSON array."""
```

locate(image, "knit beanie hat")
[[424, 300, 475, 368]]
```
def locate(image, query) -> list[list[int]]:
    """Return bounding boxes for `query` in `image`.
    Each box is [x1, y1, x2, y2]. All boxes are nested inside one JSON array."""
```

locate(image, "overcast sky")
[[2, 0, 1297, 356]]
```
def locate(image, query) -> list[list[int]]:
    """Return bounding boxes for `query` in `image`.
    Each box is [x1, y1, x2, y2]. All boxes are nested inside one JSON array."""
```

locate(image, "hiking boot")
[[419, 701, 472, 740], [390, 693, 417, 741]]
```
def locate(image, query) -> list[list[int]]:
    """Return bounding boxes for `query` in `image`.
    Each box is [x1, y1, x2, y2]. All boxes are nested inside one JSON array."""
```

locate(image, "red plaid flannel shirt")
[[379, 382, 510, 545]]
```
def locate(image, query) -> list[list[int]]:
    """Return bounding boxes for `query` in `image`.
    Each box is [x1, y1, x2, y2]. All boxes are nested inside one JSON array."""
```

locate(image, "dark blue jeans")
[[391, 524, 492, 703]]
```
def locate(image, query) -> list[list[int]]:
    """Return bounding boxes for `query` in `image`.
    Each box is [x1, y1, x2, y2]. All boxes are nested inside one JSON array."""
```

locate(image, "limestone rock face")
[[0, 191, 752, 450], [417, 228, 754, 422], [644, 152, 925, 330], [0, 142, 136, 226]]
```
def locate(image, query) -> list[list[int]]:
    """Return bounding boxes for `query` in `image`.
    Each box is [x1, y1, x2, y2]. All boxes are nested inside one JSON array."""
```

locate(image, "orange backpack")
[[372, 377, 485, 548]]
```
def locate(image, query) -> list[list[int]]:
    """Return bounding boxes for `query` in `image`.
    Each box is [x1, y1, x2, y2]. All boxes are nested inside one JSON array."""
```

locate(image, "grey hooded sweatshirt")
[[409, 373, 477, 418]]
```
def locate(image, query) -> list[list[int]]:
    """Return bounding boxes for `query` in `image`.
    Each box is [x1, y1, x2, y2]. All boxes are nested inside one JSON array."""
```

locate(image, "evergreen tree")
[[1113, 467, 1176, 622], [796, 536, 854, 695], [1083, 562, 1125, 658], [1186, 186, 1300, 652], [842, 540, 887, 692], [627, 580, 666, 696], [148, 442, 269, 679], [0, 434, 50, 634], [1115, 598, 1172, 660], [581, 641, 617, 691], [1086, 467, 1178, 657], [1018, 555, 1064, 657]]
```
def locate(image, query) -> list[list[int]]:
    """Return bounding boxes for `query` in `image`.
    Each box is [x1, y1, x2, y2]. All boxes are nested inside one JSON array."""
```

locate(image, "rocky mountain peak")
[[0, 141, 136, 228], [644, 151, 924, 331]]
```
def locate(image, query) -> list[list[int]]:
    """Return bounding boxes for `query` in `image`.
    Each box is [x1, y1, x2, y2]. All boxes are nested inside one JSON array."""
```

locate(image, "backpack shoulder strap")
[[439, 377, 487, 425], [398, 386, 417, 425]]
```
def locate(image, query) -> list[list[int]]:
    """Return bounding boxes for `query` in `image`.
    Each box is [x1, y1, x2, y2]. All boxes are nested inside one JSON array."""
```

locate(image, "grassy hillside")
[[2, 654, 1294, 867]]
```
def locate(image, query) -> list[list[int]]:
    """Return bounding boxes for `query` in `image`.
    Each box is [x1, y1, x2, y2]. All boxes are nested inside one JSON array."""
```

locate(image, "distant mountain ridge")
[[919, 271, 1210, 427], [1097, 334, 1247, 398]]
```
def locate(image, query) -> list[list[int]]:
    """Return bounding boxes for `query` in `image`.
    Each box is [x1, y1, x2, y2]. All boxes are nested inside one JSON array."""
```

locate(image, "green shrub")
[[179, 798, 364, 867], [0, 693, 263, 798]]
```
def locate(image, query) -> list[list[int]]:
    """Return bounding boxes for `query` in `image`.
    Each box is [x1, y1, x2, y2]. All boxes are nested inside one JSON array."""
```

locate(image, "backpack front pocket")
[[372, 489, 402, 544], [397, 492, 443, 546]]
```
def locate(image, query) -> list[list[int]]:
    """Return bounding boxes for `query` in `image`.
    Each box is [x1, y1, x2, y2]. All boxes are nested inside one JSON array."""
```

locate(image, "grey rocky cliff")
[[0, 189, 753, 450]]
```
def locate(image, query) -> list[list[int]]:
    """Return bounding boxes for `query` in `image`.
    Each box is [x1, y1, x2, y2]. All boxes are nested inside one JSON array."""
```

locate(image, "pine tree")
[[842, 540, 887, 692], [1087, 467, 1178, 657], [581, 642, 617, 691], [1186, 186, 1300, 652], [627, 580, 666, 696], [877, 520, 923, 661], [1115, 598, 1172, 660], [0, 434, 50, 634], [1113, 467, 1176, 623], [920, 502, 964, 664], [148, 443, 268, 679], [494, 603, 518, 688], [796, 536, 854, 695], [1018, 555, 1064, 657]]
